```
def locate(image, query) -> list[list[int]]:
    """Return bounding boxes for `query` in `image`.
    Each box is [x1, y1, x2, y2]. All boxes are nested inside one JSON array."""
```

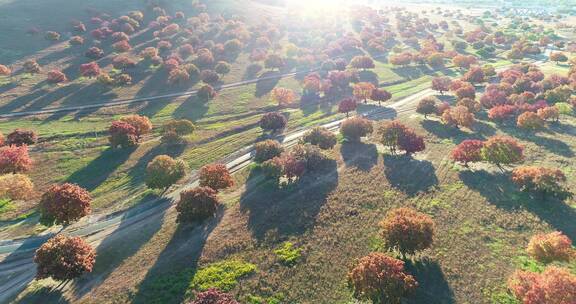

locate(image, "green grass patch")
[[274, 242, 302, 266], [0, 198, 15, 214], [190, 259, 256, 292]]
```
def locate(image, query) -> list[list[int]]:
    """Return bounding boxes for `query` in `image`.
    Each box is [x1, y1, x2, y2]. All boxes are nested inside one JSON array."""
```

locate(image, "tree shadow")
[[14, 285, 70, 304], [130, 211, 223, 304], [405, 259, 455, 304], [71, 196, 169, 298], [0, 89, 49, 113], [240, 160, 338, 242], [459, 170, 576, 240], [501, 128, 574, 158], [391, 66, 424, 80], [255, 71, 281, 98], [472, 120, 497, 137], [340, 142, 378, 172], [174, 95, 210, 121], [421, 120, 481, 143], [383, 155, 439, 196], [358, 70, 379, 86], [66, 147, 135, 191]]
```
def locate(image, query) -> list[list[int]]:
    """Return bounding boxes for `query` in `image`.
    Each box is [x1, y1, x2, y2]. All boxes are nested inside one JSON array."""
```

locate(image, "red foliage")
[[176, 187, 220, 223], [348, 253, 418, 303], [431, 76, 451, 94], [47, 70, 67, 83], [197, 85, 217, 101], [379, 208, 435, 255], [517, 112, 544, 130], [350, 55, 375, 70], [488, 105, 517, 122], [527, 231, 574, 263], [0, 145, 33, 174], [199, 163, 234, 191], [371, 89, 392, 105], [281, 154, 306, 180], [398, 129, 426, 155], [34, 235, 95, 281], [512, 166, 568, 196], [85, 47, 104, 59], [450, 139, 484, 165], [39, 183, 92, 226], [189, 288, 239, 304], [200, 70, 220, 84], [508, 267, 576, 304], [462, 66, 485, 84], [338, 98, 358, 117], [340, 117, 373, 142], [108, 121, 138, 148], [112, 40, 132, 52], [259, 112, 287, 133], [302, 127, 337, 150], [254, 140, 284, 163], [79, 62, 101, 78], [455, 82, 476, 100], [0, 64, 11, 76]]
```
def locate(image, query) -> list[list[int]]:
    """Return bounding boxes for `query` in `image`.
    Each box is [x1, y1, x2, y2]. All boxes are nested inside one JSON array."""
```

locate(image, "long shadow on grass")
[[71, 197, 169, 298], [459, 170, 576, 240], [421, 120, 484, 143], [173, 95, 210, 121], [340, 142, 378, 171], [405, 259, 455, 304], [501, 128, 574, 158], [66, 147, 135, 191], [240, 160, 338, 242], [383, 155, 439, 196], [16, 286, 70, 304], [130, 211, 224, 304], [255, 71, 281, 98]]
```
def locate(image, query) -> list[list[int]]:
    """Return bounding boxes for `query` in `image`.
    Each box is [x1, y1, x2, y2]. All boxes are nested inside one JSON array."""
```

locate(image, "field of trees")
[[0, 0, 575, 303]]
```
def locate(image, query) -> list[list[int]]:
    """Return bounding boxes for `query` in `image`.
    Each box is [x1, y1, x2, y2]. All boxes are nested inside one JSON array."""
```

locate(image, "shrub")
[[39, 183, 92, 226], [348, 253, 418, 303], [455, 82, 476, 100], [517, 112, 544, 130], [371, 89, 392, 105], [0, 64, 12, 76], [0, 174, 34, 201], [340, 117, 373, 142], [378, 120, 408, 154], [457, 97, 481, 113], [488, 105, 517, 123], [353, 82, 376, 103], [450, 139, 484, 166], [508, 267, 576, 304], [179, 44, 194, 58], [526, 232, 574, 263], [141, 47, 159, 60], [281, 154, 306, 180], [254, 140, 284, 163], [168, 68, 190, 86], [350, 55, 375, 70], [442, 106, 475, 129], [511, 166, 569, 196], [189, 288, 239, 304], [198, 85, 217, 101], [109, 121, 138, 148], [34, 235, 95, 281], [259, 112, 287, 133], [201, 70, 220, 84], [162, 119, 195, 141], [199, 164, 233, 191], [481, 136, 524, 168], [23, 60, 41, 73], [7, 129, 37, 146], [291, 144, 328, 171], [85, 47, 104, 59], [338, 98, 357, 117], [191, 259, 256, 292], [119, 114, 153, 139], [176, 187, 220, 223], [431, 76, 451, 94], [114, 73, 132, 86], [379, 208, 435, 255], [47, 70, 67, 83], [80, 62, 100, 78], [261, 157, 284, 181], [537, 106, 559, 122], [302, 127, 337, 150], [45, 31, 61, 41], [462, 66, 485, 84], [398, 129, 425, 155], [145, 155, 187, 190], [0, 145, 32, 174], [111, 31, 129, 42], [271, 87, 297, 107], [112, 56, 137, 70], [215, 61, 231, 75], [416, 96, 438, 118]]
